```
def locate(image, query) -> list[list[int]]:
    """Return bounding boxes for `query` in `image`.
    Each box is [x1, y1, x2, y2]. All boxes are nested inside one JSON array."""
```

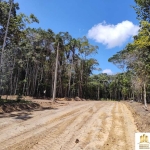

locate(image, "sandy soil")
[[123, 101, 150, 132], [0, 101, 138, 150]]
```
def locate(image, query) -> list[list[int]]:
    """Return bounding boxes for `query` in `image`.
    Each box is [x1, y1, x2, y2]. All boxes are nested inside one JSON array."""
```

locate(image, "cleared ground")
[[0, 101, 138, 150]]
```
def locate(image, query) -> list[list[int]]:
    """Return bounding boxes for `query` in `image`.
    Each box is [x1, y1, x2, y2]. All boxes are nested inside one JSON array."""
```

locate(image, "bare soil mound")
[[0, 100, 40, 113], [0, 97, 70, 113]]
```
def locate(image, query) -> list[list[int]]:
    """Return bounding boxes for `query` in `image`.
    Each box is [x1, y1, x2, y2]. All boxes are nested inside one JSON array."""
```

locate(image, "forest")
[[0, 0, 150, 107]]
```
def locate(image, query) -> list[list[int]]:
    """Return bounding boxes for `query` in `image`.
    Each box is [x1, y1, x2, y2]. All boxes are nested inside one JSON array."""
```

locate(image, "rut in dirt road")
[[32, 103, 109, 150], [0, 101, 137, 150], [102, 102, 134, 150]]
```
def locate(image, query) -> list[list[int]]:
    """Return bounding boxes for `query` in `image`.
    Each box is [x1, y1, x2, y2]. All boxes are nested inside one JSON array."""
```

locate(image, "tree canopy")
[[108, 1, 150, 106], [1, 0, 150, 105]]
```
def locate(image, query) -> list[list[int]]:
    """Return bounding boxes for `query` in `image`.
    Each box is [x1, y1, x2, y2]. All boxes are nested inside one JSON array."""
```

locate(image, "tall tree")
[[133, 0, 150, 21]]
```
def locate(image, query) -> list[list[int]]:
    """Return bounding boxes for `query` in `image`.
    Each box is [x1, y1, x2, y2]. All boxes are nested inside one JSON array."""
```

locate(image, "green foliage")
[[133, 0, 150, 22], [108, 1, 150, 103], [0, 0, 100, 99], [0, 99, 30, 105], [4, 0, 150, 102]]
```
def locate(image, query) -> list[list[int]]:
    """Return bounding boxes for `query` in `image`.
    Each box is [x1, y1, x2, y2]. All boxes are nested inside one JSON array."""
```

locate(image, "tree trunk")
[[10, 58, 15, 95], [33, 66, 38, 96], [68, 58, 73, 97], [143, 83, 147, 108], [23, 59, 29, 95], [133, 91, 134, 101], [140, 88, 142, 102], [14, 72, 19, 95], [98, 86, 99, 100], [51, 72, 54, 97], [52, 43, 59, 102], [0, 0, 13, 94]]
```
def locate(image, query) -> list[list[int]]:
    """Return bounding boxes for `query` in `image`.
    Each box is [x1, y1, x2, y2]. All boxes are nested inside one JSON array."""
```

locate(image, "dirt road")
[[0, 101, 137, 150]]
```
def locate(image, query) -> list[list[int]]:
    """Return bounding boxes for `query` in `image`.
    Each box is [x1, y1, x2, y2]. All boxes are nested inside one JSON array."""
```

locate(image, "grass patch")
[[0, 99, 31, 106]]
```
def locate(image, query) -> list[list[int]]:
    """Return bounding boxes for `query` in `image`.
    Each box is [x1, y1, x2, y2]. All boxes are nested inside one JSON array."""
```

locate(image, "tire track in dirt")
[[55, 104, 103, 150], [73, 102, 115, 150], [31, 103, 106, 150], [0, 102, 88, 131], [120, 103, 138, 150], [101, 102, 135, 150], [0, 103, 89, 140], [0, 101, 137, 150], [1, 102, 101, 150]]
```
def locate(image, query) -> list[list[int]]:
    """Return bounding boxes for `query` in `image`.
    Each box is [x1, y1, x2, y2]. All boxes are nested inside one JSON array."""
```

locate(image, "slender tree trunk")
[[28, 72, 31, 95], [23, 59, 29, 95], [98, 86, 99, 100], [80, 75, 83, 98], [133, 91, 134, 101], [52, 43, 59, 102], [14, 72, 19, 95], [143, 83, 147, 108], [59, 75, 63, 97], [78, 85, 80, 97], [51, 72, 54, 97], [141, 88, 142, 102], [36, 78, 39, 98], [10, 58, 15, 95], [33, 66, 38, 96], [13, 75, 16, 95], [68, 58, 73, 97], [0, 0, 13, 94], [118, 90, 120, 100], [72, 74, 75, 97], [115, 89, 117, 100]]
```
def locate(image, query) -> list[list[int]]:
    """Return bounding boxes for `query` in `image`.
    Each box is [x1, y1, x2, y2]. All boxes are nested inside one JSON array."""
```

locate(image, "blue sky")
[[14, 0, 139, 75]]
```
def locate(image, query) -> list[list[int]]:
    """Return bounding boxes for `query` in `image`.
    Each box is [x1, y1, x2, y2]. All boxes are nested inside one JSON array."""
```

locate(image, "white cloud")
[[87, 20, 139, 49], [102, 69, 113, 75]]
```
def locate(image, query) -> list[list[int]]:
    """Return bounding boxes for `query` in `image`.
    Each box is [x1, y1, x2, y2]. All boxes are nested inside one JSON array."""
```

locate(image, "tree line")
[[0, 0, 100, 99], [1, 0, 150, 105], [108, 0, 150, 108], [84, 0, 150, 106]]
